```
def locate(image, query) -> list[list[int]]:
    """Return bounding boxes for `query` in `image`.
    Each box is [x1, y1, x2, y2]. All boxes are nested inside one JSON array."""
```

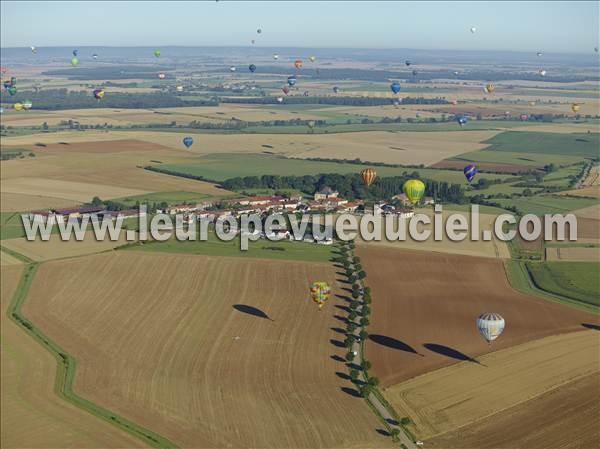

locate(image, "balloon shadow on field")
[[582, 323, 600, 331], [340, 386, 361, 398], [376, 429, 390, 437], [369, 334, 423, 356], [424, 343, 481, 365], [233, 304, 273, 321]]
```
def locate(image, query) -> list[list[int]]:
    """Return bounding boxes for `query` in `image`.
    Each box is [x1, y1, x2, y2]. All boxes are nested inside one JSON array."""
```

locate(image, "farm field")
[[385, 331, 599, 442], [0, 264, 148, 449], [546, 246, 600, 261], [494, 195, 598, 215], [22, 252, 394, 449], [427, 371, 600, 449], [356, 246, 596, 387], [526, 261, 600, 307], [481, 131, 600, 158]]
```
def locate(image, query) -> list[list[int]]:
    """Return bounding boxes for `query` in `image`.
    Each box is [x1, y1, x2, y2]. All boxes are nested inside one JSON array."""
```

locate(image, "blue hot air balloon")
[[182, 136, 194, 148], [390, 81, 401, 94], [457, 116, 468, 127], [463, 164, 478, 183], [248, 64, 256, 73], [287, 75, 297, 86], [72, 49, 78, 57]]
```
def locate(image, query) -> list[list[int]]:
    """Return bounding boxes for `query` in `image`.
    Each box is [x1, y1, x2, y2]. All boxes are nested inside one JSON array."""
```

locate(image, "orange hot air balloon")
[[294, 59, 303, 70], [360, 168, 377, 187], [571, 103, 581, 113]]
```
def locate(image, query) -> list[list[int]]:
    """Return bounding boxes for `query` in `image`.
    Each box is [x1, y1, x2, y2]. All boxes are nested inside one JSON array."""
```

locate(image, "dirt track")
[[23, 252, 393, 449], [357, 246, 596, 387]]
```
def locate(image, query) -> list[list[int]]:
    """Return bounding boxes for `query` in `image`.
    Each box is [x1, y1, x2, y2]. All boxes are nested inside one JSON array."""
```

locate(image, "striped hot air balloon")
[[402, 179, 425, 205], [476, 313, 505, 344], [463, 164, 478, 183], [310, 282, 331, 311], [360, 168, 377, 187]]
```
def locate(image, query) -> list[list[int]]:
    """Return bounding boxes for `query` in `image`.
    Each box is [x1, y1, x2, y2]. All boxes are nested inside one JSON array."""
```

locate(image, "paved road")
[[345, 251, 418, 449]]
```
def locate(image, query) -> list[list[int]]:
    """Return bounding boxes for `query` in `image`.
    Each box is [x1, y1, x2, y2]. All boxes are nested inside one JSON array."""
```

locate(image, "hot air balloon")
[[282, 86, 290, 95], [229, 66, 236, 73], [390, 81, 401, 94], [310, 282, 331, 311], [276, 96, 284, 103], [92, 89, 105, 100], [529, 101, 536, 106], [70, 57, 79, 67], [158, 72, 166, 79], [287, 75, 297, 86], [536, 52, 543, 57], [273, 54, 279, 60], [402, 179, 425, 205], [22, 100, 33, 110], [0, 107, 4, 114], [303, 91, 309, 96], [13, 102, 23, 111], [476, 313, 505, 344], [307, 120, 316, 130], [309, 55, 316, 62], [92, 53, 99, 59], [457, 115, 468, 127], [10, 76, 17, 86], [333, 86, 340, 94], [453, 70, 459, 76], [405, 60, 412, 66], [463, 164, 478, 183], [392, 99, 400, 108], [412, 69, 418, 76], [154, 50, 161, 58], [595, 47, 599, 53], [257, 27, 262, 34], [360, 168, 377, 187], [249, 64, 256, 73], [571, 103, 581, 113], [176, 85, 184, 92], [251, 39, 255, 45], [7, 86, 17, 96], [470, 27, 477, 34], [520, 114, 529, 121], [182, 136, 194, 148], [72, 49, 78, 56], [539, 69, 546, 77], [484, 83, 495, 94], [451, 99, 458, 105], [30, 46, 37, 54], [294, 59, 303, 70]]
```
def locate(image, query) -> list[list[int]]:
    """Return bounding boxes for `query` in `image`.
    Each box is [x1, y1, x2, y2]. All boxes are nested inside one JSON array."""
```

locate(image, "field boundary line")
[[6, 262, 180, 449]]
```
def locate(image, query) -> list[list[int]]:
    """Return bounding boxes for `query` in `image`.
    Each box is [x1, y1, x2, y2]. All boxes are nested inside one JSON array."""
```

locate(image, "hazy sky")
[[1, 1, 598, 53]]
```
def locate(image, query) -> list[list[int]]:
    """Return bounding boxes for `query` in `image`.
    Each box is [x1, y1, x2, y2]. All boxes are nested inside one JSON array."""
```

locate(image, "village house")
[[314, 187, 339, 201]]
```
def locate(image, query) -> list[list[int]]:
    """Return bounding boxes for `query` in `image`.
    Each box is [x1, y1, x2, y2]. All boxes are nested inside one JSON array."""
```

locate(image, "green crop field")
[[113, 191, 215, 207], [154, 153, 513, 184], [482, 131, 600, 158], [451, 149, 584, 167], [123, 230, 333, 263], [526, 261, 600, 307], [494, 195, 598, 215]]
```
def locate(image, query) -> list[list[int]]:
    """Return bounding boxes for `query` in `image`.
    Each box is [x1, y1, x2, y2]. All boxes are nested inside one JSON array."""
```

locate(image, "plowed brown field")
[[23, 252, 393, 449], [357, 246, 596, 387]]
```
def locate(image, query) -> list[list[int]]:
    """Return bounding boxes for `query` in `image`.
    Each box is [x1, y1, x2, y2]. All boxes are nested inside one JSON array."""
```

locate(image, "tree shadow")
[[330, 339, 346, 348], [330, 327, 346, 335], [335, 294, 351, 303], [335, 304, 350, 313], [333, 315, 348, 324], [335, 371, 351, 380], [233, 304, 273, 321], [336, 278, 351, 285], [424, 343, 480, 364], [330, 354, 345, 363], [340, 386, 361, 398], [582, 323, 600, 331], [347, 362, 362, 371], [386, 418, 399, 426], [333, 263, 344, 269], [369, 334, 423, 356], [376, 429, 390, 437]]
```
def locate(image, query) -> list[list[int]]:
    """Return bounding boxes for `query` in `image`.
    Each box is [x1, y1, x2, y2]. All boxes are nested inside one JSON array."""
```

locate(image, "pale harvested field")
[[1, 264, 147, 449], [355, 210, 510, 259], [2, 129, 496, 165], [572, 204, 600, 219], [1, 231, 134, 262], [560, 185, 600, 198], [357, 246, 595, 387], [546, 246, 600, 262], [0, 250, 23, 266], [23, 252, 393, 448], [428, 372, 600, 449], [510, 122, 600, 133], [583, 164, 600, 187], [0, 104, 328, 126], [384, 331, 599, 441], [0, 192, 80, 213]]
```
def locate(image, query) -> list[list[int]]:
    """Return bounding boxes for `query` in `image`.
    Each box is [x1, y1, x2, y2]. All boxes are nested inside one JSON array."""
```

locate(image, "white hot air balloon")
[[476, 313, 505, 344], [470, 27, 477, 34], [539, 69, 547, 77], [273, 53, 279, 60]]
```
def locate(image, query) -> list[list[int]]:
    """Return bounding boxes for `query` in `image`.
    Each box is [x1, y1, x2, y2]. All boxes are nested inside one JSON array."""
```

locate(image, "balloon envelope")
[[273, 54, 279, 60], [403, 179, 425, 205], [276, 96, 284, 103], [158, 73, 166, 79], [70, 57, 79, 66], [333, 86, 339, 94], [571, 103, 581, 113], [484, 83, 495, 94], [154, 50, 161, 57], [287, 75, 297, 86], [294, 59, 303, 69], [476, 313, 505, 343], [93, 89, 105, 100], [182, 136, 194, 148], [360, 168, 377, 187], [13, 102, 23, 111], [463, 164, 478, 183], [470, 27, 477, 33], [457, 116, 468, 126], [309, 55, 316, 62], [282, 86, 290, 95], [22, 100, 33, 110], [248, 64, 256, 73], [310, 282, 331, 310], [390, 81, 401, 94]]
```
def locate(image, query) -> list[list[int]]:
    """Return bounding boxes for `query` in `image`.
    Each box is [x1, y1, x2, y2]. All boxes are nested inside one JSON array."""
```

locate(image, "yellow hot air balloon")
[[360, 168, 377, 187], [402, 179, 425, 205], [571, 103, 581, 113], [484, 83, 495, 94], [309, 55, 316, 62], [310, 282, 331, 311], [13, 102, 24, 111], [529, 101, 536, 107]]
